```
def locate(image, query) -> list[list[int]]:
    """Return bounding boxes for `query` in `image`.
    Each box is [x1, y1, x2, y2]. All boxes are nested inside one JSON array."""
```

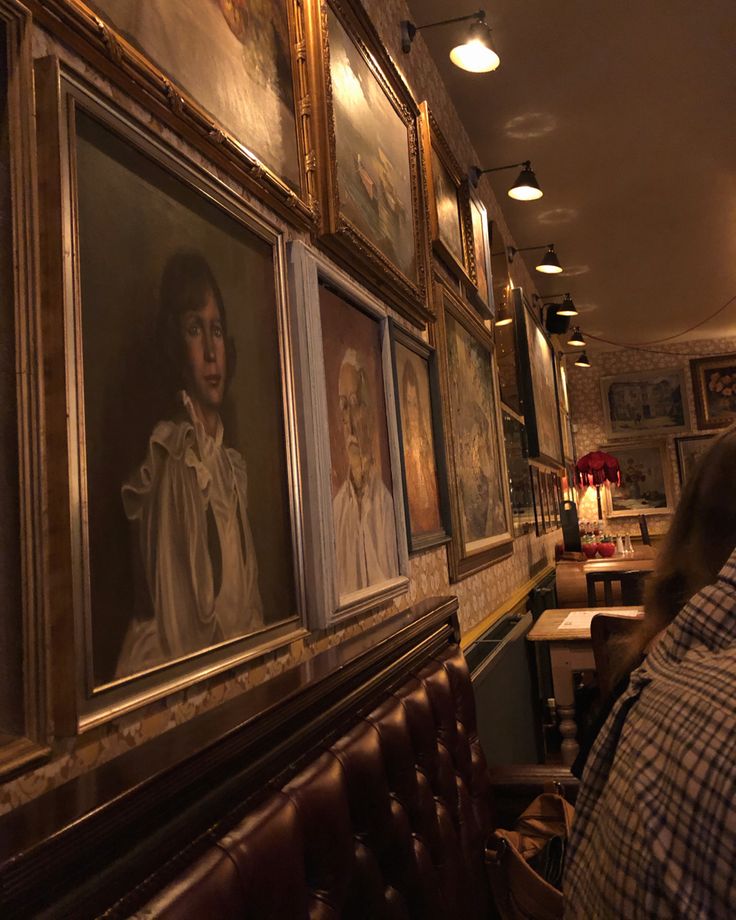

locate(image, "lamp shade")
[[575, 451, 621, 489], [568, 326, 586, 347], [535, 245, 562, 274], [574, 350, 591, 367], [557, 293, 578, 316], [450, 21, 500, 73], [508, 163, 543, 201]]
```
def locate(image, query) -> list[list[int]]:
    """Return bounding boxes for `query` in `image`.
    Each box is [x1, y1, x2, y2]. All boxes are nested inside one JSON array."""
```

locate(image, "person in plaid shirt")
[[565, 428, 736, 917]]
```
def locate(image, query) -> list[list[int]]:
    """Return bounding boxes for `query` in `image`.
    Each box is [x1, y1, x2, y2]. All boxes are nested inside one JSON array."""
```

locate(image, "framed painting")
[[29, 0, 315, 226], [690, 353, 736, 430], [467, 184, 494, 318], [389, 322, 451, 553], [490, 222, 521, 413], [305, 0, 430, 326], [36, 58, 309, 731], [513, 287, 564, 466], [600, 367, 689, 438], [0, 0, 50, 777], [675, 433, 715, 486], [502, 411, 534, 537], [558, 361, 575, 461], [435, 281, 512, 580], [530, 466, 545, 536], [419, 102, 473, 287], [288, 242, 409, 623], [603, 441, 674, 517]]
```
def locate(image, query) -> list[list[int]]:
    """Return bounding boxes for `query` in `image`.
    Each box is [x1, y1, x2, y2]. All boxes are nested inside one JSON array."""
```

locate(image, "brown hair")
[[614, 423, 736, 679]]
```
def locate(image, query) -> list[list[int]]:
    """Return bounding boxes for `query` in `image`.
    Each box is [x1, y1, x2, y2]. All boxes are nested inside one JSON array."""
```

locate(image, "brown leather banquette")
[[0, 597, 572, 918]]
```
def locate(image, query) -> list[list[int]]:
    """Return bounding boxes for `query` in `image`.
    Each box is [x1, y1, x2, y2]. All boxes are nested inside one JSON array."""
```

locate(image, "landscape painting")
[[601, 368, 688, 438], [675, 434, 715, 485], [329, 7, 416, 283], [605, 441, 673, 516]]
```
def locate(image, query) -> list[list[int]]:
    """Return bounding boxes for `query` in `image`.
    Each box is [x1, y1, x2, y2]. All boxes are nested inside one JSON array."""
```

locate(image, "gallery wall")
[[567, 333, 736, 534], [0, 2, 560, 815]]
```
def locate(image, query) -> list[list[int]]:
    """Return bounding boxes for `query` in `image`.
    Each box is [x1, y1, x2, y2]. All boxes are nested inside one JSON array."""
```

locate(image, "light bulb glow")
[[568, 327, 586, 347], [536, 262, 563, 273], [449, 39, 500, 72], [575, 351, 591, 367], [508, 184, 543, 201], [557, 295, 578, 317], [495, 315, 513, 327]]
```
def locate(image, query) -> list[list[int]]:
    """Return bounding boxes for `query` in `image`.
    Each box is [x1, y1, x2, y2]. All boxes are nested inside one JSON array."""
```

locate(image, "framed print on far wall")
[[304, 0, 431, 326], [502, 411, 534, 537], [513, 287, 564, 467], [600, 367, 689, 438], [36, 58, 308, 732], [690, 353, 736, 430], [389, 322, 451, 554], [675, 433, 715, 486], [490, 222, 521, 414], [436, 282, 512, 580], [36, 0, 315, 226], [288, 242, 409, 624], [530, 466, 545, 536], [467, 184, 494, 319], [604, 441, 674, 517]]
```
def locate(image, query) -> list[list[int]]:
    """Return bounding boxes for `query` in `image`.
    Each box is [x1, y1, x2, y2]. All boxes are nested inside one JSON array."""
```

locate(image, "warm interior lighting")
[[495, 313, 513, 327], [574, 351, 591, 367], [535, 245, 563, 274], [557, 293, 578, 316], [449, 22, 500, 72], [508, 162, 543, 200], [568, 326, 586, 347]]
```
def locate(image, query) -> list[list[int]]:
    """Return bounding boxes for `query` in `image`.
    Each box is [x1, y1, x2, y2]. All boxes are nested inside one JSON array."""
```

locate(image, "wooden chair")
[[591, 613, 643, 700], [586, 569, 648, 607]]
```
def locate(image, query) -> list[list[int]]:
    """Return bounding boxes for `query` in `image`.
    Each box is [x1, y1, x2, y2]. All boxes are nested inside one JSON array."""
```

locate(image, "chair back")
[[586, 570, 648, 608], [590, 613, 643, 700]]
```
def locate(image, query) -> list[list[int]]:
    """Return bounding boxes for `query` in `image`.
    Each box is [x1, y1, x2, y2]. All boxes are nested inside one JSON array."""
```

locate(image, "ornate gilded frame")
[[689, 352, 736, 430], [0, 0, 51, 778], [466, 182, 494, 318], [388, 321, 452, 554], [603, 439, 675, 518], [419, 102, 475, 289], [304, 0, 431, 327], [288, 241, 410, 625], [26, 0, 317, 228], [35, 58, 310, 733], [434, 278, 513, 580]]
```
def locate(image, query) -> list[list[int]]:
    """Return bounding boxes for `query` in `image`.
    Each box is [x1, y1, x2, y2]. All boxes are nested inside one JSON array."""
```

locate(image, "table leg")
[[550, 647, 579, 767]]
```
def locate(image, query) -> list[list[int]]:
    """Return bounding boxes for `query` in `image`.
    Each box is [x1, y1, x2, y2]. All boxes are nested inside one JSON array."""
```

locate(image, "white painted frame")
[[288, 241, 410, 627]]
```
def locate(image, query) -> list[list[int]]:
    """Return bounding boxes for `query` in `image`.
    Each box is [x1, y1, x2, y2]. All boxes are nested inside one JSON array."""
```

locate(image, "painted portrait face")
[[339, 357, 373, 488], [179, 290, 227, 411]]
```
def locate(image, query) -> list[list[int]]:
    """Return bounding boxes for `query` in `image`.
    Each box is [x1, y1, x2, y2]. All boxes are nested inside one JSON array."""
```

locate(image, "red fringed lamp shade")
[[575, 451, 622, 489]]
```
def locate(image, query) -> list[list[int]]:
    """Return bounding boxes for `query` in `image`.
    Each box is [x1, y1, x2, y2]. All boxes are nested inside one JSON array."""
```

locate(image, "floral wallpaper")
[[566, 335, 736, 534], [0, 6, 556, 816]]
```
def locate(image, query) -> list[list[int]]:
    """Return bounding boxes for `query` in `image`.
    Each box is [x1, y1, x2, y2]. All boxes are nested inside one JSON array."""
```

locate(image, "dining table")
[[555, 544, 657, 608]]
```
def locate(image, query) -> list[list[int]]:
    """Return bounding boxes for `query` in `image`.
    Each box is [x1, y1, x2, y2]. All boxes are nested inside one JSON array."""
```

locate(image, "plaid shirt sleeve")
[[564, 546, 736, 919]]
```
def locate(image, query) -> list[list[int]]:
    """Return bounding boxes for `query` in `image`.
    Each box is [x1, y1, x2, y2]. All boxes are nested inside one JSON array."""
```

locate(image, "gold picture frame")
[[27, 0, 317, 228], [305, 0, 432, 327], [690, 353, 736, 430]]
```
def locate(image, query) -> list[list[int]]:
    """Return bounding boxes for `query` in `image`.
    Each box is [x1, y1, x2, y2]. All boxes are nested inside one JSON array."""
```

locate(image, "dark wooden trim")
[[0, 596, 460, 919]]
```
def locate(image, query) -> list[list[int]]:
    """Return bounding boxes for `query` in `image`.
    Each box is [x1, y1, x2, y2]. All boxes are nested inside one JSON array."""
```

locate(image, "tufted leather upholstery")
[[135, 647, 494, 919]]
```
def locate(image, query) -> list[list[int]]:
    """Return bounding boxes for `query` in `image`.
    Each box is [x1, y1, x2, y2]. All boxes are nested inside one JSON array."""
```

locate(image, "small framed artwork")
[[389, 322, 451, 553], [288, 241, 409, 622], [419, 102, 474, 287], [513, 288, 564, 466], [675, 433, 715, 486], [600, 367, 689, 438], [490, 222, 521, 414], [604, 441, 674, 517], [435, 281, 512, 580], [502, 410, 534, 537], [305, 0, 431, 326], [36, 58, 309, 731], [690, 354, 736, 430], [35, 0, 316, 227], [530, 466, 545, 536], [466, 184, 494, 318]]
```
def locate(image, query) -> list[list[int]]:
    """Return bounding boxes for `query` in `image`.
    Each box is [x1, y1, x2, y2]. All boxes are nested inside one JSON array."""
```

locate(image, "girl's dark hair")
[[614, 424, 736, 679], [155, 250, 236, 397]]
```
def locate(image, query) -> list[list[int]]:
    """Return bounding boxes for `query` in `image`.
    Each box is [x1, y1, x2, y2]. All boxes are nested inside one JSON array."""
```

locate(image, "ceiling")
[[406, 0, 736, 349]]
